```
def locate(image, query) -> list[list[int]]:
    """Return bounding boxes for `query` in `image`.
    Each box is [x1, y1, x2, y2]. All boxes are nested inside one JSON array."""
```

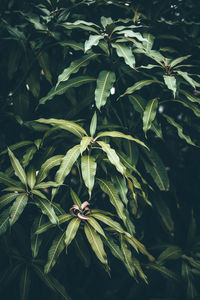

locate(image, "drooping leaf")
[[39, 76, 96, 105], [0, 207, 10, 236], [84, 222, 108, 265], [9, 194, 28, 226], [112, 175, 128, 206], [147, 263, 180, 281], [95, 70, 116, 110], [163, 114, 196, 146], [56, 53, 99, 87], [104, 233, 124, 261], [143, 98, 158, 135], [112, 43, 135, 68], [55, 145, 81, 184], [87, 217, 106, 238], [120, 235, 137, 279], [19, 267, 31, 300], [36, 118, 87, 138], [180, 89, 200, 105], [153, 197, 174, 234], [142, 149, 170, 191], [157, 246, 182, 263], [163, 75, 176, 98], [97, 179, 126, 223], [81, 155, 97, 198], [73, 234, 91, 268], [36, 155, 64, 183], [65, 217, 81, 252], [92, 212, 125, 234], [80, 136, 93, 154], [176, 70, 195, 88], [97, 141, 125, 175], [35, 198, 58, 224], [0, 193, 17, 210], [44, 231, 66, 273], [90, 111, 97, 137], [120, 80, 159, 98], [84, 35, 104, 52], [96, 131, 148, 149], [8, 148, 27, 186], [31, 215, 44, 259]]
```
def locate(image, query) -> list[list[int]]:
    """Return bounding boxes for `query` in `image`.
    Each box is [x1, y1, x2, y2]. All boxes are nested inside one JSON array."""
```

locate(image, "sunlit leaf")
[[65, 217, 81, 252], [0, 193, 17, 210], [9, 194, 28, 226], [35, 198, 58, 224], [143, 98, 158, 135], [85, 35, 104, 52], [81, 155, 97, 198], [112, 43, 135, 68], [163, 75, 176, 98], [36, 155, 64, 183], [8, 148, 27, 186], [120, 80, 159, 98], [80, 136, 93, 154], [90, 111, 97, 137], [87, 217, 107, 238]]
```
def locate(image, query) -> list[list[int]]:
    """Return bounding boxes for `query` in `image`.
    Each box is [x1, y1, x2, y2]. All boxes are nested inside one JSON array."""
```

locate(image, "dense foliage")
[[1, 1, 200, 299]]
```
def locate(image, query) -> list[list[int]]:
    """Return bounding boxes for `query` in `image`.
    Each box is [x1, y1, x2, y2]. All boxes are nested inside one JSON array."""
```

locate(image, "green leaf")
[[157, 246, 182, 263], [20, 267, 31, 300], [8, 148, 27, 186], [112, 43, 135, 68], [36, 118, 87, 138], [37, 155, 64, 183], [153, 197, 174, 234], [90, 112, 97, 137], [70, 188, 82, 207], [95, 70, 116, 110], [32, 189, 49, 201], [34, 181, 62, 189], [98, 141, 125, 174], [120, 80, 159, 98], [59, 40, 84, 51], [35, 214, 73, 235], [104, 233, 124, 261], [65, 218, 81, 252], [56, 53, 99, 88], [142, 149, 170, 191], [96, 179, 126, 224], [117, 30, 147, 42], [44, 231, 66, 273], [80, 136, 93, 155], [81, 155, 97, 198], [0, 141, 33, 156], [180, 89, 200, 105], [85, 35, 104, 52], [120, 235, 137, 279], [60, 20, 100, 34], [163, 114, 196, 146], [0, 193, 17, 210], [55, 145, 81, 184], [92, 212, 125, 234], [112, 175, 128, 206], [22, 146, 37, 168], [163, 75, 176, 98], [27, 166, 36, 190], [84, 222, 108, 265], [38, 52, 52, 84], [9, 194, 28, 226], [0, 207, 10, 236], [39, 76, 96, 105], [170, 55, 191, 68], [87, 217, 106, 238], [31, 214, 44, 258], [96, 131, 148, 149], [143, 98, 158, 135], [176, 70, 195, 88], [35, 198, 58, 224], [147, 263, 179, 281]]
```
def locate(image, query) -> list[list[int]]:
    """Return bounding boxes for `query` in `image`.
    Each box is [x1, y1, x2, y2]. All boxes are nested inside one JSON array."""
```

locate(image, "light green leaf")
[[163, 114, 196, 146], [65, 218, 81, 252], [36, 155, 64, 183], [163, 75, 176, 98], [97, 141, 125, 175], [120, 80, 159, 98], [143, 98, 158, 135], [97, 179, 126, 223], [85, 35, 104, 52], [92, 213, 125, 234], [112, 43, 135, 68], [84, 222, 108, 265], [95, 70, 116, 110], [170, 55, 191, 68], [81, 155, 97, 198], [80, 136, 93, 155], [0, 193, 17, 210], [70, 188, 81, 207], [104, 233, 124, 261], [87, 217, 106, 238], [0, 141, 33, 156], [31, 214, 44, 258], [8, 148, 27, 186], [142, 149, 170, 191], [60, 21, 100, 34], [176, 70, 195, 88], [90, 111, 97, 137], [96, 131, 148, 149], [39, 76, 96, 105], [142, 33, 155, 51], [27, 166, 36, 190], [20, 267, 31, 300], [158, 246, 182, 263], [55, 145, 81, 184], [35, 214, 73, 235], [36, 118, 87, 138], [100, 16, 113, 28], [0, 207, 10, 236], [35, 198, 58, 224], [44, 232, 66, 273], [56, 53, 99, 88], [10, 194, 28, 226], [34, 181, 62, 189], [32, 189, 49, 200]]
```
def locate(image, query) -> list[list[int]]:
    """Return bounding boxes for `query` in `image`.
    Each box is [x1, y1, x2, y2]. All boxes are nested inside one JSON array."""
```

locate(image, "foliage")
[[0, 0, 200, 299]]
